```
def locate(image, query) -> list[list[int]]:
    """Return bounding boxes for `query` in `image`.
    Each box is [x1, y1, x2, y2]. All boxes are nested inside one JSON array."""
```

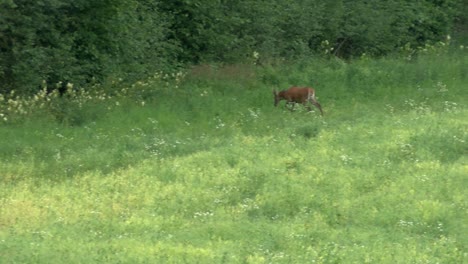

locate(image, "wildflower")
[[340, 154, 352, 164], [65, 82, 74, 94], [398, 219, 414, 227], [253, 51, 259, 60]]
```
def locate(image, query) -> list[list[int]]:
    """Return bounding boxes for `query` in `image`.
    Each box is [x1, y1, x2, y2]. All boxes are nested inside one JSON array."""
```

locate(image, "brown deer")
[[273, 86, 323, 115]]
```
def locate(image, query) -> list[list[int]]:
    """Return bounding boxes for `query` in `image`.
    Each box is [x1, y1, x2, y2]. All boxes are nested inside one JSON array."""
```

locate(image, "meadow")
[[0, 49, 467, 263]]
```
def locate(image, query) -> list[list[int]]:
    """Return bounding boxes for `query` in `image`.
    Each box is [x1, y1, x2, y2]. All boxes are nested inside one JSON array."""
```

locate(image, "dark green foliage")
[[158, 0, 463, 60], [0, 0, 465, 94], [0, 0, 173, 93]]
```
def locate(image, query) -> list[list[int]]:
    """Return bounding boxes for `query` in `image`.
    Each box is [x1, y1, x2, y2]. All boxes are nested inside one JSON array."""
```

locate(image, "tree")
[[0, 0, 173, 94]]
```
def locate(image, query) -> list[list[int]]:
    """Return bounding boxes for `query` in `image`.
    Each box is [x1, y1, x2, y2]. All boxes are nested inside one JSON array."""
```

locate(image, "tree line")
[[0, 0, 464, 94]]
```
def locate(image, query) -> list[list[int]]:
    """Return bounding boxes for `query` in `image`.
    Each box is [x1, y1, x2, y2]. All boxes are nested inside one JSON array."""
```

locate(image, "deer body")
[[273, 86, 323, 115]]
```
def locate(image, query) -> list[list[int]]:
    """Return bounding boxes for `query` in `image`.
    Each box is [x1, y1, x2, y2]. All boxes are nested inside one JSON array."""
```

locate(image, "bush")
[[0, 0, 174, 94]]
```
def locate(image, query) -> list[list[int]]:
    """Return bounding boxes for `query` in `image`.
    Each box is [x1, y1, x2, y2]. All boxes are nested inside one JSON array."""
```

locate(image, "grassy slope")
[[0, 51, 467, 263]]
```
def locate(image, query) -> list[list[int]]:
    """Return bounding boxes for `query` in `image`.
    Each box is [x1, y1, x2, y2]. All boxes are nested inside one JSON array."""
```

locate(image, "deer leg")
[[307, 96, 323, 115], [311, 100, 323, 116]]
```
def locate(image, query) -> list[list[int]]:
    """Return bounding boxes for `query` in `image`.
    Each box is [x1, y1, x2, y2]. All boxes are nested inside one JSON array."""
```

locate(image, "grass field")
[[0, 50, 467, 263]]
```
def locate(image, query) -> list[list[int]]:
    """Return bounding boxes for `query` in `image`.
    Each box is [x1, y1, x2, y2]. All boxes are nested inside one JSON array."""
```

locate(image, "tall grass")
[[1, 50, 467, 263]]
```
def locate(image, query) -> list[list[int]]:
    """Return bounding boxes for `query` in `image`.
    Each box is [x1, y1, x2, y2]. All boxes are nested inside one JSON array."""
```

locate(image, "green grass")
[[1, 51, 467, 263]]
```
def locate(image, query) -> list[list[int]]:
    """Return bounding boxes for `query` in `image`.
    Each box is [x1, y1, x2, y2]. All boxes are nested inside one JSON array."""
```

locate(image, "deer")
[[273, 86, 323, 115]]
